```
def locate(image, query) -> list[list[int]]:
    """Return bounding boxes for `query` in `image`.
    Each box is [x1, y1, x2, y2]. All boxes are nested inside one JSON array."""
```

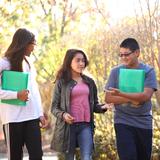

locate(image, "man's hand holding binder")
[[108, 87, 154, 107], [108, 87, 140, 106]]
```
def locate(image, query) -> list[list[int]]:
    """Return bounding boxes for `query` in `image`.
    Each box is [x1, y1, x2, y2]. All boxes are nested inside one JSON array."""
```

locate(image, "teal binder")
[[119, 69, 145, 93], [1, 70, 29, 106]]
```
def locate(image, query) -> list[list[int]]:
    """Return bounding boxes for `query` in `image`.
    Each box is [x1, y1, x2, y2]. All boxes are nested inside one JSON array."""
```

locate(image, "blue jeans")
[[115, 123, 152, 160], [65, 122, 93, 160]]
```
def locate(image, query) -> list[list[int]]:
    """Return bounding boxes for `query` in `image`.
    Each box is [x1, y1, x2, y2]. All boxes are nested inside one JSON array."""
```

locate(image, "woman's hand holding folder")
[[17, 90, 29, 101]]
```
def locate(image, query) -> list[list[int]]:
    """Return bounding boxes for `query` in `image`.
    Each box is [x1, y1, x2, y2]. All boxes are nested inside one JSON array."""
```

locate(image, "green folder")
[[119, 69, 145, 93], [1, 70, 29, 106]]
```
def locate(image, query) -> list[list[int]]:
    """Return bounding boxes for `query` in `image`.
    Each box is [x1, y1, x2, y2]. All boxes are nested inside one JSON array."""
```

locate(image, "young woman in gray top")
[[51, 49, 108, 160]]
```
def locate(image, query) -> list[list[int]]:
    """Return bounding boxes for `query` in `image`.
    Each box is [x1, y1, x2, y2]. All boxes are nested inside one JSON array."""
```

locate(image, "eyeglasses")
[[29, 42, 37, 45], [119, 51, 134, 57]]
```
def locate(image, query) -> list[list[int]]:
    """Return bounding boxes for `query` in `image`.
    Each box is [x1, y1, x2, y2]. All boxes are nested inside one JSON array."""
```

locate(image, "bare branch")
[[39, 0, 48, 16], [93, 0, 120, 44]]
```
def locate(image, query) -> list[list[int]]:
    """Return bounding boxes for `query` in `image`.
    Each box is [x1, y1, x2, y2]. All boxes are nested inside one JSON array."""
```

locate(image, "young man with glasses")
[[105, 38, 157, 160]]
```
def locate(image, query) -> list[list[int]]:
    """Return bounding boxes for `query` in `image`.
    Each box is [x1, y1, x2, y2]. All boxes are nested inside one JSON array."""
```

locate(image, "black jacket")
[[50, 75, 106, 152]]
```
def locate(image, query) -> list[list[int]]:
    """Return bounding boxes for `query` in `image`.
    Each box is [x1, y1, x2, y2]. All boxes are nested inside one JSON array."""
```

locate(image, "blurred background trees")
[[0, 0, 160, 159]]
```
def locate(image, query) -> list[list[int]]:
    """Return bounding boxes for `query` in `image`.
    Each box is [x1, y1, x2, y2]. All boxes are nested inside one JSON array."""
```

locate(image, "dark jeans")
[[114, 123, 152, 160], [3, 119, 43, 160], [65, 122, 93, 160]]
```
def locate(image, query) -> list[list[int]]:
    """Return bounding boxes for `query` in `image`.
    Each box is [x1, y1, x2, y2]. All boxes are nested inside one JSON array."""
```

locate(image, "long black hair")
[[55, 49, 89, 83], [4, 28, 35, 71]]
